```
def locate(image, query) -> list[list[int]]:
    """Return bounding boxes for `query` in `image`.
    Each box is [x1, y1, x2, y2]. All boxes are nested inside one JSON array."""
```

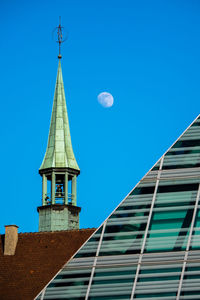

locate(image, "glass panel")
[[145, 185, 198, 252], [166, 149, 200, 156], [172, 140, 200, 149], [135, 264, 182, 298], [130, 186, 155, 195], [151, 160, 160, 171], [88, 266, 136, 299], [43, 267, 92, 299], [190, 208, 200, 250], [192, 122, 200, 127], [74, 227, 102, 258], [99, 185, 155, 256], [181, 263, 200, 297], [163, 127, 200, 168]]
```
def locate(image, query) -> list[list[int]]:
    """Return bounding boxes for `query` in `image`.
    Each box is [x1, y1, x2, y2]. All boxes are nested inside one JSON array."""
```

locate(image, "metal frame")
[[85, 221, 107, 300], [130, 156, 164, 300], [40, 287, 46, 300], [176, 183, 200, 299]]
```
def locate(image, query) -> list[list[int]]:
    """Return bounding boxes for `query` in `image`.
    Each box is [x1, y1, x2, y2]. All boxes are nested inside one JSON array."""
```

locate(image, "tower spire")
[[37, 25, 81, 232], [39, 61, 80, 172]]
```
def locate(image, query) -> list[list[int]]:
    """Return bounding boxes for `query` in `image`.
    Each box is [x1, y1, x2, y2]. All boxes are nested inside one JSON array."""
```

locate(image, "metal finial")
[[56, 17, 64, 59], [52, 18, 68, 59]]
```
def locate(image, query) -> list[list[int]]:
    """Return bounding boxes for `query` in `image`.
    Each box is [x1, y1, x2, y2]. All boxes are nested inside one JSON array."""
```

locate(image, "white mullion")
[[39, 288, 46, 300], [85, 221, 106, 300], [176, 183, 200, 300], [130, 156, 164, 300]]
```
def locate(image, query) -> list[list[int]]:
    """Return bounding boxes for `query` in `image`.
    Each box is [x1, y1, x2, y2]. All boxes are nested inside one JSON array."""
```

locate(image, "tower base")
[[37, 204, 81, 232]]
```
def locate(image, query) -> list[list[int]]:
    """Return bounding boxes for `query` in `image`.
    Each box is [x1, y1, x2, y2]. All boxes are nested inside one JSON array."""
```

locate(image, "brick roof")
[[0, 228, 95, 300]]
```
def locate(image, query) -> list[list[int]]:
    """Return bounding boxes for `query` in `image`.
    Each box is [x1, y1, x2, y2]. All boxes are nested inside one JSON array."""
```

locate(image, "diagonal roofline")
[[35, 113, 200, 299]]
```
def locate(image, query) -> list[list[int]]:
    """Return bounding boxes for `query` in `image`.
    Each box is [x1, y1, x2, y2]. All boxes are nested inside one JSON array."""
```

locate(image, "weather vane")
[[53, 17, 68, 59]]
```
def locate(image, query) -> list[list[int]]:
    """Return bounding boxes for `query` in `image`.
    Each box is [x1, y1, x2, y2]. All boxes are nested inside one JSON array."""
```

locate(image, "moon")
[[97, 92, 114, 108]]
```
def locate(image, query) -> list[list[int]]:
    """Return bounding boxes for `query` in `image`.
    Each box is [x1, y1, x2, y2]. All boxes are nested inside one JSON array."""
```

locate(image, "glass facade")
[[37, 115, 200, 299]]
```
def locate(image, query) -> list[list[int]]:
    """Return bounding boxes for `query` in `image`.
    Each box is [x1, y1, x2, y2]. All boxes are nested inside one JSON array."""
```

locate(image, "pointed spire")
[[40, 60, 80, 172]]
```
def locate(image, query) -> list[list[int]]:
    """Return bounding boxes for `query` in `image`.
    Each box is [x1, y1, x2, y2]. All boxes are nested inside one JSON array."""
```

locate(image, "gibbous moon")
[[97, 92, 114, 108]]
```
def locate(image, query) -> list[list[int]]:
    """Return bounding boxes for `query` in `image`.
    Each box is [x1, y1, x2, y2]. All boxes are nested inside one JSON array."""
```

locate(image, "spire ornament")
[[53, 17, 67, 59]]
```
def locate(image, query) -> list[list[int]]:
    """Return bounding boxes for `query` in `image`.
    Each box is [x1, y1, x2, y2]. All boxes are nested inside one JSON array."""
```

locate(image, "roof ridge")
[[15, 228, 96, 235]]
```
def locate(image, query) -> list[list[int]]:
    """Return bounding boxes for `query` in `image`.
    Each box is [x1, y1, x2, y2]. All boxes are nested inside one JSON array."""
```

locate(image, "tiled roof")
[[0, 228, 95, 300]]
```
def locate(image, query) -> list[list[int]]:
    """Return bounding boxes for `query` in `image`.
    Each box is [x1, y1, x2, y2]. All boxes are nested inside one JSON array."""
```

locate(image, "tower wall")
[[38, 205, 81, 232]]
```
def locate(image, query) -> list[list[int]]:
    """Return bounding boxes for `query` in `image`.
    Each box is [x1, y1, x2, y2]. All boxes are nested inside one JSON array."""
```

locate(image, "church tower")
[[37, 26, 81, 232]]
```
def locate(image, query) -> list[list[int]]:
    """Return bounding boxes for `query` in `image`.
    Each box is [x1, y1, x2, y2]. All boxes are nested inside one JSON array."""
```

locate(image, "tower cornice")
[[39, 167, 80, 176]]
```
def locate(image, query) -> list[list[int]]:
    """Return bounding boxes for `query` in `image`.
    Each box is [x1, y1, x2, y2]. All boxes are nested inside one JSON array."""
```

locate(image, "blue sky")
[[1, 0, 200, 233]]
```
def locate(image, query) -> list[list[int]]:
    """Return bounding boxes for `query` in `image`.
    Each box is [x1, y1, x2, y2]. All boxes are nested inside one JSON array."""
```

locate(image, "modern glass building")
[[37, 114, 200, 299]]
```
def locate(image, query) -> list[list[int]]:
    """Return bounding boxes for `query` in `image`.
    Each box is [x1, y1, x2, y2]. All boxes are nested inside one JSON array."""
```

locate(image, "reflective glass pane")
[[145, 185, 198, 252], [190, 208, 200, 250], [75, 227, 102, 258], [99, 185, 155, 256], [88, 266, 136, 299]]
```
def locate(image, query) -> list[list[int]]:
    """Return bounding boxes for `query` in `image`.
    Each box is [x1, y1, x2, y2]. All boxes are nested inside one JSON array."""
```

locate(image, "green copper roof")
[[40, 60, 80, 171]]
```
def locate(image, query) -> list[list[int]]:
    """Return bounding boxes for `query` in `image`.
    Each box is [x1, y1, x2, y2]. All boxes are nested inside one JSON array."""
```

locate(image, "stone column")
[[42, 174, 47, 205], [51, 172, 55, 204], [64, 172, 68, 204], [72, 175, 77, 206]]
